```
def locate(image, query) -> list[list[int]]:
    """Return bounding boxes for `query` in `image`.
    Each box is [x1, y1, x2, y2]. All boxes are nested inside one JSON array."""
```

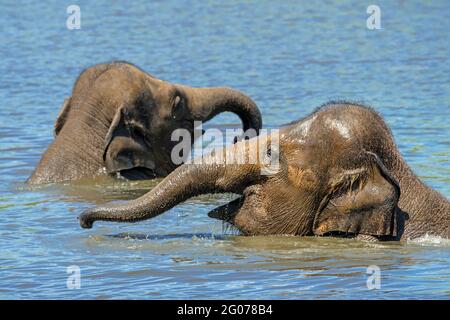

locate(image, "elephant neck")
[[28, 120, 107, 184], [390, 153, 450, 240]]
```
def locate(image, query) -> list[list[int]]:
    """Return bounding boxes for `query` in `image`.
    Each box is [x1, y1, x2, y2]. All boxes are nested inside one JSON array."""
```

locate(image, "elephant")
[[79, 102, 449, 241], [28, 61, 262, 184]]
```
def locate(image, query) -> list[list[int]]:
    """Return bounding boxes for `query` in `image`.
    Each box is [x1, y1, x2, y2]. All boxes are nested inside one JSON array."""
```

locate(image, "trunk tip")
[[79, 209, 95, 229]]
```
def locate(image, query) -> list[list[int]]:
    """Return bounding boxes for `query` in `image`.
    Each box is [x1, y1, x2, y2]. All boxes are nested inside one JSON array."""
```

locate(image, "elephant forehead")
[[284, 115, 317, 143], [291, 115, 317, 137], [285, 110, 358, 143], [154, 86, 179, 109], [324, 118, 351, 139]]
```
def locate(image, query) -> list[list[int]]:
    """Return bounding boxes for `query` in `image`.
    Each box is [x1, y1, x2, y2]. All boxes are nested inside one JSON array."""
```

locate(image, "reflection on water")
[[0, 0, 449, 299]]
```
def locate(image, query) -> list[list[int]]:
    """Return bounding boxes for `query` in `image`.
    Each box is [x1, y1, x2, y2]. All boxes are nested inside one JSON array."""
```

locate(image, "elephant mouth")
[[207, 197, 243, 224], [118, 167, 157, 180], [103, 136, 157, 180]]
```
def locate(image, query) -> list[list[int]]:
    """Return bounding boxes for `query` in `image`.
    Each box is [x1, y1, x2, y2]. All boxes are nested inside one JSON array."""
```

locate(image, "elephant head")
[[28, 61, 262, 184], [80, 103, 419, 240]]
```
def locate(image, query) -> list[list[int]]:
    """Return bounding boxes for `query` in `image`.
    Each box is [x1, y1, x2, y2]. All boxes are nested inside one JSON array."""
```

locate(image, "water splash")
[[408, 234, 450, 246]]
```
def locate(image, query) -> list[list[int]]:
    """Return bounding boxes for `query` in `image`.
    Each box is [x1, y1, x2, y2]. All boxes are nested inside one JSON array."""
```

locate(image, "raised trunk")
[[79, 141, 262, 228], [182, 86, 262, 133]]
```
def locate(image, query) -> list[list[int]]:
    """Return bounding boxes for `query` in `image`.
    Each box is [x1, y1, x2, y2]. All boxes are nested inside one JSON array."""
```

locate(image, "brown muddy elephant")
[[79, 102, 449, 241], [28, 61, 262, 184]]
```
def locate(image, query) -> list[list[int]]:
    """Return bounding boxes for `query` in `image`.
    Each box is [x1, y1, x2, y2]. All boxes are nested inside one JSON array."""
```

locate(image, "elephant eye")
[[172, 95, 185, 119], [266, 145, 279, 158], [173, 95, 181, 106]]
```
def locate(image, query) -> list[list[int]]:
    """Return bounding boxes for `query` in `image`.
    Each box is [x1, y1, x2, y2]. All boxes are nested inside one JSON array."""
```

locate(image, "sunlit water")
[[0, 0, 449, 299]]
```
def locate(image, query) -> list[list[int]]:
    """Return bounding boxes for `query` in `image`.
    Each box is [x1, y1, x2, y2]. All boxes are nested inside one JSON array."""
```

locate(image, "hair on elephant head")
[[28, 61, 262, 184], [79, 102, 450, 241]]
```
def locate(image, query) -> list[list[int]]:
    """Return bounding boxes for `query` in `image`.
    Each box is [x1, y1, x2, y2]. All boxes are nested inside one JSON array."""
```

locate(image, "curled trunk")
[[182, 86, 262, 134]]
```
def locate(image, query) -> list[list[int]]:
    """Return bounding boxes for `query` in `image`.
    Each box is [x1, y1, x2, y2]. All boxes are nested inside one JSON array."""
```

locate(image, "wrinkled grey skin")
[[28, 61, 262, 184], [79, 103, 449, 241]]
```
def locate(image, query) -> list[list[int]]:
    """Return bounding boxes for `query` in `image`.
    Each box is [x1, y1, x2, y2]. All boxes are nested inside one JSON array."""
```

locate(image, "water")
[[0, 0, 449, 299]]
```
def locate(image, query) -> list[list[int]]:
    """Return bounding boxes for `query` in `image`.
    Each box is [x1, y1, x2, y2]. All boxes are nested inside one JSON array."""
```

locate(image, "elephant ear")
[[103, 105, 127, 160], [54, 97, 72, 137], [313, 152, 400, 238]]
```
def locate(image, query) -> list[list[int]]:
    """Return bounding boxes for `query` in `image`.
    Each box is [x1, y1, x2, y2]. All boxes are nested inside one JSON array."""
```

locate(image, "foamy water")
[[409, 235, 450, 246]]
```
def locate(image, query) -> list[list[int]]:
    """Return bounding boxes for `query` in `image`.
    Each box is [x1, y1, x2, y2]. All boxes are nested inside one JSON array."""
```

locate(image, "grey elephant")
[[79, 102, 449, 241], [28, 61, 262, 184]]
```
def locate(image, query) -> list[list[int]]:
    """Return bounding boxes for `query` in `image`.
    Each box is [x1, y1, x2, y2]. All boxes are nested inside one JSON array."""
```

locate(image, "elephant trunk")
[[182, 86, 262, 133], [79, 139, 263, 228]]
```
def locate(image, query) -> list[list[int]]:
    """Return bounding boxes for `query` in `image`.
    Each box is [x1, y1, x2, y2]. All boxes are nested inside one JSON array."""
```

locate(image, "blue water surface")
[[0, 0, 449, 299]]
